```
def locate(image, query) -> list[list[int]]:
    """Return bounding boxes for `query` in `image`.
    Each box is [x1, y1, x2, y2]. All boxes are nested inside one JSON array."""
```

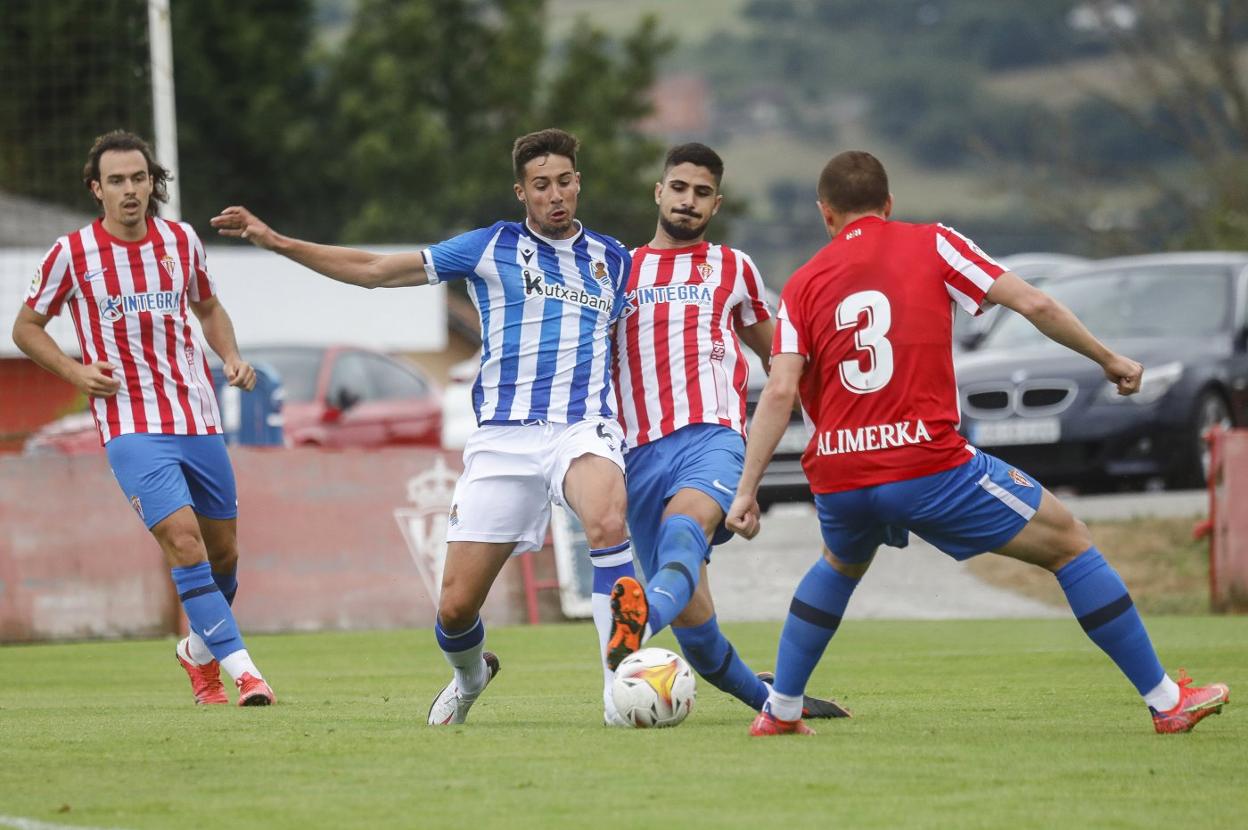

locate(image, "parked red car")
[[22, 344, 442, 453]]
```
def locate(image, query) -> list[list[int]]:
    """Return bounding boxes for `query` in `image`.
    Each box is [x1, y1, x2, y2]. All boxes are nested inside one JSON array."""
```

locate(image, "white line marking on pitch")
[[0, 814, 132, 830]]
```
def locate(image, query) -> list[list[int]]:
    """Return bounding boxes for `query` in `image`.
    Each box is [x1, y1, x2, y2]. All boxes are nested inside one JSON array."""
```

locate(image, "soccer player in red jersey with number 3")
[[728, 151, 1229, 736]]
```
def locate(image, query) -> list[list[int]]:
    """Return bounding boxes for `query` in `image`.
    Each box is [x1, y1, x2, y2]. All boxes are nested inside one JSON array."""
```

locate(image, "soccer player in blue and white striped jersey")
[[213, 128, 640, 726]]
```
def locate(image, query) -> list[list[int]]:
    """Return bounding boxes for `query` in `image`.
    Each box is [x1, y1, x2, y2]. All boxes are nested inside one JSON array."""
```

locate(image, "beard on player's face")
[[659, 210, 710, 242]]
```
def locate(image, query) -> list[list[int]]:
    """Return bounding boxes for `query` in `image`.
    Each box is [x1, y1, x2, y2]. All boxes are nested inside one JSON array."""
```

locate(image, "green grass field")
[[2, 618, 1245, 830]]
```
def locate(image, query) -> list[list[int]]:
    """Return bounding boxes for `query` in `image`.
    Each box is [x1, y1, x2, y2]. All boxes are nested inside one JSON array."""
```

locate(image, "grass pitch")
[[2, 618, 1244, 830]]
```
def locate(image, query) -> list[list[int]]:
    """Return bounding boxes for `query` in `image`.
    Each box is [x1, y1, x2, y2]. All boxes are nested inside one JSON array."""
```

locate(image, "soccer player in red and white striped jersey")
[[729, 150, 1227, 736], [12, 131, 273, 706], [606, 144, 847, 720]]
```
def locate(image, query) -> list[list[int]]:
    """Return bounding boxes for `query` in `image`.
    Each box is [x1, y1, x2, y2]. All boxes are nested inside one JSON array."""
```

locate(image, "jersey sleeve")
[[24, 240, 75, 317], [733, 251, 772, 327], [772, 294, 807, 360], [609, 242, 632, 323], [934, 224, 1006, 316], [421, 224, 501, 285], [186, 225, 217, 302]]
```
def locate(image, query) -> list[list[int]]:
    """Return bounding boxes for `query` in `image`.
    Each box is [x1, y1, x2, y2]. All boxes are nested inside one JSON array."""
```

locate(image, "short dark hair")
[[663, 142, 724, 185], [512, 128, 579, 182], [817, 151, 889, 214], [82, 130, 170, 217]]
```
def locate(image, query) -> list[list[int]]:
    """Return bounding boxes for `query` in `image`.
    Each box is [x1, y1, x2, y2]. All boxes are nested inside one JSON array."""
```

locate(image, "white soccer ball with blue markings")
[[611, 647, 696, 728]]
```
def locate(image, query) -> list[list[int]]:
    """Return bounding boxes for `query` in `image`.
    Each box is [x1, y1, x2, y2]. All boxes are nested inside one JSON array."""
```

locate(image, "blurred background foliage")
[[3, 0, 1248, 280]]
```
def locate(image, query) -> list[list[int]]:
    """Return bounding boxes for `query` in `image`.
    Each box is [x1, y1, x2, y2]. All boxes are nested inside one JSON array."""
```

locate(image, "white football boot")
[[427, 651, 500, 726]]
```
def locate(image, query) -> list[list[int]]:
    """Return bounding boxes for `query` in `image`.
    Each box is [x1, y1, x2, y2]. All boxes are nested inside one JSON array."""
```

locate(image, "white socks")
[[184, 632, 214, 665], [180, 634, 260, 682], [219, 649, 261, 682], [442, 640, 489, 697], [1144, 674, 1181, 712], [765, 688, 804, 722]]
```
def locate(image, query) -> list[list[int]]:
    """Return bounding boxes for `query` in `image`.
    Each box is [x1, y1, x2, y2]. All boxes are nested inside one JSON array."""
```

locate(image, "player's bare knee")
[[164, 530, 207, 568], [581, 511, 628, 550], [436, 596, 478, 633]]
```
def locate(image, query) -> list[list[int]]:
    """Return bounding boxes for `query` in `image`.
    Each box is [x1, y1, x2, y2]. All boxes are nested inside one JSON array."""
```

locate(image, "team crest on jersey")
[[129, 495, 144, 520], [696, 262, 714, 282], [99, 295, 123, 322], [160, 254, 177, 279], [1008, 468, 1033, 488], [593, 260, 610, 285]]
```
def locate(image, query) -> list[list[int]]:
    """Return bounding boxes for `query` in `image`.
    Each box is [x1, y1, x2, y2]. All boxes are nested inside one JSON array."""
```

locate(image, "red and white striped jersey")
[[25, 217, 222, 445], [774, 217, 1006, 493], [613, 241, 771, 448]]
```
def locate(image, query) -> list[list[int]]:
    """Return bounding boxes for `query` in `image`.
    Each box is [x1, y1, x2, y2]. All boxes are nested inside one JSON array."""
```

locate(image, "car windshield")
[[248, 348, 324, 402], [981, 265, 1233, 349]]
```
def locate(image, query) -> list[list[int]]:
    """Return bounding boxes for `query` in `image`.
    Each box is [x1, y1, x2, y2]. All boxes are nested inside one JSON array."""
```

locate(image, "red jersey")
[[773, 217, 1005, 493], [614, 242, 770, 448], [25, 217, 222, 445]]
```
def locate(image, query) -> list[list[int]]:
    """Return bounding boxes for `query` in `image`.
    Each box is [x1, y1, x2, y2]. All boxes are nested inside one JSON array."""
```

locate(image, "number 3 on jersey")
[[836, 290, 893, 394]]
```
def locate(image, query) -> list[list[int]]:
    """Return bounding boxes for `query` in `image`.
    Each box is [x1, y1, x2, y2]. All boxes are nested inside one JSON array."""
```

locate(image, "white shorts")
[[446, 418, 626, 554]]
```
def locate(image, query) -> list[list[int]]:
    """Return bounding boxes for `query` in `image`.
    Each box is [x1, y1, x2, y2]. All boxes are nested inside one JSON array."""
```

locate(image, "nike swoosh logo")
[[203, 619, 226, 637], [711, 479, 735, 495], [521, 249, 534, 263]]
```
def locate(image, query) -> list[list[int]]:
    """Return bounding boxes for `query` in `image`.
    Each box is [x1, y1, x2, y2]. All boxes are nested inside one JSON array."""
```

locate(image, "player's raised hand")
[[224, 358, 256, 392], [1103, 353, 1143, 396], [73, 360, 121, 398], [726, 493, 761, 540], [211, 206, 278, 250]]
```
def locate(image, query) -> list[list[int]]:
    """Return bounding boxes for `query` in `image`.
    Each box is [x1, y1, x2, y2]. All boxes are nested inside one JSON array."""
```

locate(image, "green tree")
[[321, 0, 670, 244], [0, 0, 152, 214], [170, 0, 326, 238]]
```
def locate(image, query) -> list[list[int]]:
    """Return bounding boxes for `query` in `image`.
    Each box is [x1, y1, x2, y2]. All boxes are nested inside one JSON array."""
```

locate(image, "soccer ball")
[[611, 647, 696, 728]]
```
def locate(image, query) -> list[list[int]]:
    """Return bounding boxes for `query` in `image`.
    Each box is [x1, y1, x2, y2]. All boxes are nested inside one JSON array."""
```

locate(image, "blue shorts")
[[625, 423, 744, 578], [105, 433, 238, 529], [814, 450, 1044, 564]]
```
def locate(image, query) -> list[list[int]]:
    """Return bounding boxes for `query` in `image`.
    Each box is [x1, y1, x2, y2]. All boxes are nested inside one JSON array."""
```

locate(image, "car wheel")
[[1168, 389, 1232, 489]]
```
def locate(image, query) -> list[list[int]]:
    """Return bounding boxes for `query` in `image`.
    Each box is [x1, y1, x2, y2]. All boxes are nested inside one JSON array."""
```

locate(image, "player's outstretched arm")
[[726, 352, 803, 540], [210, 205, 428, 290], [985, 271, 1142, 396], [12, 305, 120, 397]]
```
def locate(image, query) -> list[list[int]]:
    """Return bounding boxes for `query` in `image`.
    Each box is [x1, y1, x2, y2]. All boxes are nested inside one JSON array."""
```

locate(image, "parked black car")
[[953, 253, 1090, 352], [955, 252, 1248, 489]]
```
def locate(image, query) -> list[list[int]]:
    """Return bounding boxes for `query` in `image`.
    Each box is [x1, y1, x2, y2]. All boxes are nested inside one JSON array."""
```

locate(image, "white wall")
[[0, 244, 446, 357]]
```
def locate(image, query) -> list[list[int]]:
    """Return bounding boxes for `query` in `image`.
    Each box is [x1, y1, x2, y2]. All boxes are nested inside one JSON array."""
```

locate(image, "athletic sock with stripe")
[[1056, 547, 1174, 707]]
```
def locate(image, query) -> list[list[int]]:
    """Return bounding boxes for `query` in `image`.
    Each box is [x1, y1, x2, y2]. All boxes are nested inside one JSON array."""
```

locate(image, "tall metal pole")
[[148, 0, 181, 220]]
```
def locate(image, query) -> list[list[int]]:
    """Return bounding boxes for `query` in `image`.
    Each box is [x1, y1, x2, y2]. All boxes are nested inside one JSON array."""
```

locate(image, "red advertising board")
[[1, 448, 554, 642]]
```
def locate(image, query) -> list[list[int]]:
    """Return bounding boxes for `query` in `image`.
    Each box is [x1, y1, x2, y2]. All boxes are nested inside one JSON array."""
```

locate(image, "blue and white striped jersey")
[[423, 220, 631, 425]]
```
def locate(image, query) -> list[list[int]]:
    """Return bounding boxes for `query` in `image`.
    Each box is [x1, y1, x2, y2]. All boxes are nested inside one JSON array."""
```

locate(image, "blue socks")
[[674, 615, 769, 710], [171, 562, 245, 662], [773, 557, 859, 698], [1056, 547, 1165, 695], [645, 514, 708, 634]]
